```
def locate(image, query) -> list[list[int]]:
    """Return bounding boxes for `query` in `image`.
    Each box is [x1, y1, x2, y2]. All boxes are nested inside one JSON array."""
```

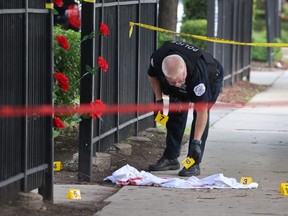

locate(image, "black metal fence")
[[207, 0, 253, 87], [0, 0, 53, 205], [266, 0, 282, 66], [79, 0, 157, 181]]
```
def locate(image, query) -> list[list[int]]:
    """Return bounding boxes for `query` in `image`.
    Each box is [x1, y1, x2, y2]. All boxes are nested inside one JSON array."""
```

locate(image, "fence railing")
[[0, 0, 53, 205]]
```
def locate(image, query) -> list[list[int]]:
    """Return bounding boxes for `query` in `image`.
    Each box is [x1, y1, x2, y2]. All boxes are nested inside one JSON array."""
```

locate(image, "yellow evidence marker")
[[155, 111, 169, 126], [53, 161, 63, 171], [279, 183, 288, 196], [66, 189, 81, 199], [181, 157, 195, 169], [240, 177, 253, 185]]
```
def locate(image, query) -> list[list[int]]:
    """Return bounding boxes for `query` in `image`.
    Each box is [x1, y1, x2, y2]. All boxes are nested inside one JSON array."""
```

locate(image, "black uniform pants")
[[163, 98, 210, 164], [162, 77, 223, 163]]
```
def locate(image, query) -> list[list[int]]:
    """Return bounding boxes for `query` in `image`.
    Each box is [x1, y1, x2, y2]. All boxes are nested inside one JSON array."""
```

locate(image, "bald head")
[[162, 54, 187, 87]]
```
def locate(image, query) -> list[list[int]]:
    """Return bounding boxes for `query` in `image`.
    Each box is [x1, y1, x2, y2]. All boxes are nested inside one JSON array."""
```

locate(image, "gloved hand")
[[155, 99, 164, 115], [188, 140, 202, 164]]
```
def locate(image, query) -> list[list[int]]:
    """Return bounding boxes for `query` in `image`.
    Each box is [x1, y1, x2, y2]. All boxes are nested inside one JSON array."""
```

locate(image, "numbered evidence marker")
[[53, 161, 63, 171], [279, 183, 288, 196], [155, 111, 169, 126], [240, 177, 253, 185], [66, 189, 81, 199], [181, 157, 195, 169]]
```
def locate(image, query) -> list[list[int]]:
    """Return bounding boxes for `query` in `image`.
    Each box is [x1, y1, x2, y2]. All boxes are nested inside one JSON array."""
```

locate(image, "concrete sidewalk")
[[94, 70, 288, 216]]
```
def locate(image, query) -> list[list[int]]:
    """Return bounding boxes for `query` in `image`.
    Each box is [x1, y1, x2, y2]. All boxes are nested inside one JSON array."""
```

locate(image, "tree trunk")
[[158, 0, 179, 31]]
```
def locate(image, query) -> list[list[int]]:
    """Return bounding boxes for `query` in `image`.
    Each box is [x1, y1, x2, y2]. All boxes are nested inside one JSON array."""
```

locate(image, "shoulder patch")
[[193, 83, 206, 96]]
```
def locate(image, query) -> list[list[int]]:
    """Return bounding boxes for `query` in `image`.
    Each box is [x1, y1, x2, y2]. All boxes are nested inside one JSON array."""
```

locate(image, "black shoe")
[[149, 156, 180, 171], [178, 164, 200, 177]]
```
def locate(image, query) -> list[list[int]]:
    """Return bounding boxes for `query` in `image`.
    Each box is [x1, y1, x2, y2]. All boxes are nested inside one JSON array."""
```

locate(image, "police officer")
[[148, 41, 224, 176]]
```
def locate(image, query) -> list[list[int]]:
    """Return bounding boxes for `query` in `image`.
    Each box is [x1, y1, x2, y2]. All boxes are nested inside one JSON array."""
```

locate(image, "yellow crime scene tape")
[[129, 22, 288, 47], [83, 0, 96, 3]]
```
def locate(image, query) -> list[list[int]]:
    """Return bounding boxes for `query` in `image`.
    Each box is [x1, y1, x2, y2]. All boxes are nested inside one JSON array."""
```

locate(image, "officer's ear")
[[150, 58, 154, 67]]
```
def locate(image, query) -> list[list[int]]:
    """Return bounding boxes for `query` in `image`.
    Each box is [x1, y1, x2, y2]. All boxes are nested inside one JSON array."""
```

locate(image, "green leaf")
[[90, 67, 98, 75], [81, 31, 100, 42], [72, 114, 82, 123], [86, 65, 92, 73], [85, 65, 98, 75], [53, 130, 60, 138], [53, 9, 59, 15]]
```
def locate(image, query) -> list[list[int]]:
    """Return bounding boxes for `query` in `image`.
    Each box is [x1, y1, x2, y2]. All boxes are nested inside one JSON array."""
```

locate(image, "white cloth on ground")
[[104, 164, 258, 189]]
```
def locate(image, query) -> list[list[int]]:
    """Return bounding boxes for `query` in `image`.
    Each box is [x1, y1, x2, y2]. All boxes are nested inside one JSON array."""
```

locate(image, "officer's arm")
[[149, 76, 163, 101], [194, 103, 208, 140]]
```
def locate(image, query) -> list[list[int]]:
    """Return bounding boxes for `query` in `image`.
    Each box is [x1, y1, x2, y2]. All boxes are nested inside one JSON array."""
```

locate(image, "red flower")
[[56, 35, 70, 51], [90, 99, 105, 119], [53, 117, 65, 128], [97, 56, 108, 72], [54, 72, 69, 91], [99, 22, 110, 36], [53, 0, 64, 7], [67, 5, 81, 28]]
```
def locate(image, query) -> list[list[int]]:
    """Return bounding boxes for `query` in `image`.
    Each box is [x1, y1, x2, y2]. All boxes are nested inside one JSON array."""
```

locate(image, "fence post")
[[266, 0, 273, 68], [38, 0, 54, 201], [79, 1, 95, 182], [207, 0, 216, 55], [23, 0, 29, 193]]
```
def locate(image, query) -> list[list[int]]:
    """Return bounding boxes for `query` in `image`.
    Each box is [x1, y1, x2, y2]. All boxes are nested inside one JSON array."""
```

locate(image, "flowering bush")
[[53, 26, 80, 107], [52, 2, 110, 136]]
